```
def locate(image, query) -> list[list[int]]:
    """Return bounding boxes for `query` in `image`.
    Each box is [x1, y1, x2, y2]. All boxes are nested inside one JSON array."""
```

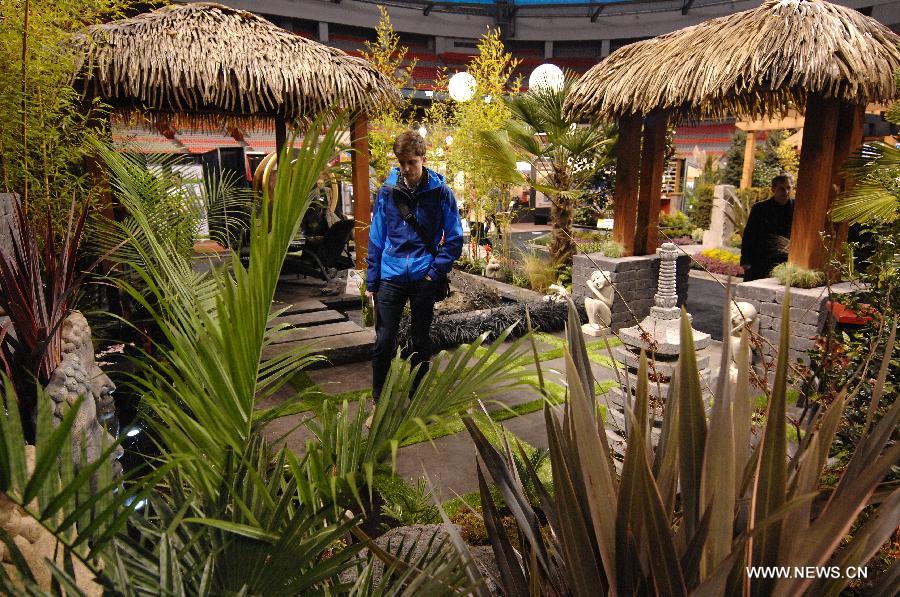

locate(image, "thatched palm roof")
[[566, 0, 900, 122], [73, 2, 399, 120]]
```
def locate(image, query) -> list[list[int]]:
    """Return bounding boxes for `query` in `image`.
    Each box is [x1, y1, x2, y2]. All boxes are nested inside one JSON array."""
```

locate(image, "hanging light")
[[448, 71, 477, 102], [417, 126, 428, 138], [529, 63, 564, 92]]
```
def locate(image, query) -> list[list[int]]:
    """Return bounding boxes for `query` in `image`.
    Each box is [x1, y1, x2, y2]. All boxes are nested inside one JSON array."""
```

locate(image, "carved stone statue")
[[1, 446, 102, 594], [728, 301, 759, 382], [484, 256, 504, 280], [545, 284, 570, 302], [45, 311, 122, 477], [583, 270, 613, 337]]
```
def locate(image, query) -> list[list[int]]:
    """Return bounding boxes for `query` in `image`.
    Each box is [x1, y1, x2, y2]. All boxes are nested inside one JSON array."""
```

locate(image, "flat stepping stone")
[[271, 309, 346, 328], [262, 327, 375, 367], [271, 299, 329, 316], [268, 321, 364, 345]]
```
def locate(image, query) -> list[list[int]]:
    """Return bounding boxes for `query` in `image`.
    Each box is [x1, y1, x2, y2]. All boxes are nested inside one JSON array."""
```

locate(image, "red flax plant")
[[0, 196, 89, 438]]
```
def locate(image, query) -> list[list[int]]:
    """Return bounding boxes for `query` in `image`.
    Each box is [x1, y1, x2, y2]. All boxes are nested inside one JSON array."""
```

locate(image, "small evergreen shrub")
[[658, 210, 693, 239], [599, 239, 625, 258], [691, 183, 715, 229], [771, 263, 825, 288]]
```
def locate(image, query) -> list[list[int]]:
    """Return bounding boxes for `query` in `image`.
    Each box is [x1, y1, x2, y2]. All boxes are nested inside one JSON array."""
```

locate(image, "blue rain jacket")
[[366, 167, 463, 292]]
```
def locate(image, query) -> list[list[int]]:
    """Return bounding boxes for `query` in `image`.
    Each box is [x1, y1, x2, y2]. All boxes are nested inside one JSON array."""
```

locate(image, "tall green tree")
[[360, 6, 418, 184], [0, 0, 135, 231], [478, 79, 613, 266], [437, 30, 519, 230]]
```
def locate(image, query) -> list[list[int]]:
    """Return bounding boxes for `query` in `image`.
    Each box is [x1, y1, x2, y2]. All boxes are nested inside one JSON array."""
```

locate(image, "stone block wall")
[[573, 252, 690, 331], [733, 278, 866, 365], [0, 193, 19, 259]]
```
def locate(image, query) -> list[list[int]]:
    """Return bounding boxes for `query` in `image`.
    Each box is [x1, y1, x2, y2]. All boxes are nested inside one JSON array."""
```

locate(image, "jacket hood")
[[384, 166, 445, 193]]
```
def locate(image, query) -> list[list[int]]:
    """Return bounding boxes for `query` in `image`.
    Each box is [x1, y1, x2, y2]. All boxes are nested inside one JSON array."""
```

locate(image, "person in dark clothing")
[[365, 131, 463, 400], [740, 175, 794, 282]]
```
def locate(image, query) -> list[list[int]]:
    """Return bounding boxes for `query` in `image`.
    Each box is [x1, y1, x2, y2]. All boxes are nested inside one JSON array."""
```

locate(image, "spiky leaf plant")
[[58, 112, 528, 593], [467, 291, 900, 595]]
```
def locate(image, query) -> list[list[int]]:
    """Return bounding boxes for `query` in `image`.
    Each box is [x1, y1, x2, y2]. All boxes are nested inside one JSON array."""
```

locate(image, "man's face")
[[772, 179, 792, 205], [397, 153, 425, 186]]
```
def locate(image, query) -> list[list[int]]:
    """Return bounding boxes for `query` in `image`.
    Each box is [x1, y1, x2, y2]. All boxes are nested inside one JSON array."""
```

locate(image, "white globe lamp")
[[448, 71, 477, 102], [529, 63, 564, 92]]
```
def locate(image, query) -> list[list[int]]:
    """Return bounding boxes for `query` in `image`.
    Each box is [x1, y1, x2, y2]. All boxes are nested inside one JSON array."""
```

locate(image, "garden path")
[[263, 274, 731, 503]]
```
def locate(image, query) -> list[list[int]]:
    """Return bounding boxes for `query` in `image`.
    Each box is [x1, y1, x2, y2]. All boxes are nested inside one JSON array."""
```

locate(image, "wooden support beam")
[[788, 93, 840, 270], [350, 114, 371, 270], [740, 130, 756, 189], [634, 110, 667, 256], [274, 115, 287, 162], [612, 114, 642, 255], [825, 102, 865, 278]]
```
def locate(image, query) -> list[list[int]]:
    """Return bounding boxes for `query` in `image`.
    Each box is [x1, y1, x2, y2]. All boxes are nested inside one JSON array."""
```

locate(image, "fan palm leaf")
[[833, 142, 900, 224]]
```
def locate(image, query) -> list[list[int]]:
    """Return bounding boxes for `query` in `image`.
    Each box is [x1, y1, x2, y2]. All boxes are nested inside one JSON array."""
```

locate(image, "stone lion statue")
[[45, 311, 122, 477], [583, 270, 613, 336]]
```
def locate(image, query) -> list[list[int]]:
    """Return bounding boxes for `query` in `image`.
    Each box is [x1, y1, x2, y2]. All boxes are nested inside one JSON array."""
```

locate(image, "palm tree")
[[479, 78, 613, 266]]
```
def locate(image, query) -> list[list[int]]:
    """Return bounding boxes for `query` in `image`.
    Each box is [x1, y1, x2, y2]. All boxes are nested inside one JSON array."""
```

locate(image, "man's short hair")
[[771, 174, 793, 188], [393, 130, 427, 158]]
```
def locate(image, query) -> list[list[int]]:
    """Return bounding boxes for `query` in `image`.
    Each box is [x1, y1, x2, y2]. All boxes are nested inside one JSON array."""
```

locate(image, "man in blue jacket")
[[365, 131, 463, 400]]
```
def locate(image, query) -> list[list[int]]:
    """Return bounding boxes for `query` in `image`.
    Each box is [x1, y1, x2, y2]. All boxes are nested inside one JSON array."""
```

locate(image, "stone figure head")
[[588, 270, 609, 289], [45, 311, 122, 477], [730, 301, 759, 335]]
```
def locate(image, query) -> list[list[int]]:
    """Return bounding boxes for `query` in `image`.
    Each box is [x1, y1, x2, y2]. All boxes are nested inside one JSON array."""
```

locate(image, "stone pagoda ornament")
[[614, 242, 711, 400]]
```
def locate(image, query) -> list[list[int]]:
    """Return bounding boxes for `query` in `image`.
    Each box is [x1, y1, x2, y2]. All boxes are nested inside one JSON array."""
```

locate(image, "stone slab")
[[262, 330, 375, 366], [272, 299, 330, 316], [268, 321, 364, 344], [271, 309, 346, 328]]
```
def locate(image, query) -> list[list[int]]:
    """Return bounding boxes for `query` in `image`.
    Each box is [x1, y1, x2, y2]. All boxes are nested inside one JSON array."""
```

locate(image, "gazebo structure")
[[72, 2, 400, 267], [566, 0, 900, 271]]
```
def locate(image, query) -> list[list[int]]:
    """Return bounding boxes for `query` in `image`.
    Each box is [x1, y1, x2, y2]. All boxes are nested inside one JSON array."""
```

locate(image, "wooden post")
[[274, 115, 287, 161], [740, 130, 756, 189], [788, 93, 840, 270], [826, 103, 865, 274], [612, 114, 642, 255], [350, 114, 371, 270], [634, 110, 667, 255]]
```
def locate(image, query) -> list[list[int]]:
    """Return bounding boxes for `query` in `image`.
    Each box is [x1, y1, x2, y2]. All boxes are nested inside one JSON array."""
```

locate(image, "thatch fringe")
[[72, 2, 400, 120], [566, 0, 900, 122]]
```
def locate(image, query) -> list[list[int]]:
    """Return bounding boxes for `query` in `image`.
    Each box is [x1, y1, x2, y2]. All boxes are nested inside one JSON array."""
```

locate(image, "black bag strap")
[[392, 187, 439, 257]]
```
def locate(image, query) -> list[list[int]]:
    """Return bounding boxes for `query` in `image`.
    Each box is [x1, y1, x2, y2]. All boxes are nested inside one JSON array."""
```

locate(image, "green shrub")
[[599, 239, 625, 258], [521, 252, 556, 292], [378, 475, 441, 526], [658, 210, 693, 238], [771, 262, 825, 288], [691, 183, 715, 229]]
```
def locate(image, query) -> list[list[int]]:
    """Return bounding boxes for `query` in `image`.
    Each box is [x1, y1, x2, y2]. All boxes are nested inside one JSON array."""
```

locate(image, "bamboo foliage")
[[71, 2, 400, 120], [566, 0, 900, 123], [466, 294, 900, 594]]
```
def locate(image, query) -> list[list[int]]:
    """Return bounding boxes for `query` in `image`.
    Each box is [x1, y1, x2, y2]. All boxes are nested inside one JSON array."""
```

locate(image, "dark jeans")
[[372, 278, 437, 399]]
